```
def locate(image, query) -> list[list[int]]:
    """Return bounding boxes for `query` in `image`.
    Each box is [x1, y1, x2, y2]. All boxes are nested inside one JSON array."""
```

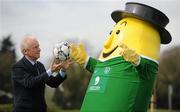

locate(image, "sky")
[[1, 0, 180, 66]]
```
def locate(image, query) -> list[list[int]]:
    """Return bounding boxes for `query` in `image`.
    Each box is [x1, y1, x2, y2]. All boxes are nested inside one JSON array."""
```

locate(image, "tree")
[[0, 35, 16, 104], [1, 35, 14, 53], [156, 46, 180, 109]]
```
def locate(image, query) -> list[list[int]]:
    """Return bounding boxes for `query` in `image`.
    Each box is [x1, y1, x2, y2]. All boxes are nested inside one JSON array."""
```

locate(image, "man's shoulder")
[[36, 61, 44, 66], [13, 57, 26, 67]]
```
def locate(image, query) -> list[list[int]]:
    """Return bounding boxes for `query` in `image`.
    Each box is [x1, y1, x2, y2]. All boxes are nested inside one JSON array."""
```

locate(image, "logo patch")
[[94, 76, 100, 85], [104, 67, 111, 74]]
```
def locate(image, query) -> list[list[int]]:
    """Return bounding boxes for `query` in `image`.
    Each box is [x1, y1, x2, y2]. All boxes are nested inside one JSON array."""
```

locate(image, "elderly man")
[[11, 35, 72, 112]]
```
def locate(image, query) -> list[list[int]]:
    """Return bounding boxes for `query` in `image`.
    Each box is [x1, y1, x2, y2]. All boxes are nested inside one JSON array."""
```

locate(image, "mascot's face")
[[99, 18, 130, 61], [99, 17, 160, 61]]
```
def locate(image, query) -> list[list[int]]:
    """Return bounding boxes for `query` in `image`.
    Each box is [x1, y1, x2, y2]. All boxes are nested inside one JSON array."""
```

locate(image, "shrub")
[[0, 104, 13, 112]]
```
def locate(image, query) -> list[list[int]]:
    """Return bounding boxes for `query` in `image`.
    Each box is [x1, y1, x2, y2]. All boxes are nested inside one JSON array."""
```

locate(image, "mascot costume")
[[70, 2, 171, 112]]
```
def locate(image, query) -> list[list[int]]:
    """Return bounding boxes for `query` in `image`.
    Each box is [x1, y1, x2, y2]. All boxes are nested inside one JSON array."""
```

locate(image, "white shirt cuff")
[[46, 69, 52, 77], [59, 70, 66, 78]]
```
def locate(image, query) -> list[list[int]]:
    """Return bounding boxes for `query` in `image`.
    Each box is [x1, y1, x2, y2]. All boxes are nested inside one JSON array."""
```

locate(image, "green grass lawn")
[[148, 109, 180, 112], [60, 109, 180, 112], [48, 108, 180, 112], [0, 104, 180, 112]]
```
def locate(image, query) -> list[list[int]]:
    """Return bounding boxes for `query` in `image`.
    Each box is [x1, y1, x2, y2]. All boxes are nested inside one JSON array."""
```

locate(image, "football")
[[53, 42, 70, 61]]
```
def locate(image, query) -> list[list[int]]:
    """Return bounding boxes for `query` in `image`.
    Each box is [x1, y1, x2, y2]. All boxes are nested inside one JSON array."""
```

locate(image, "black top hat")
[[111, 2, 171, 44]]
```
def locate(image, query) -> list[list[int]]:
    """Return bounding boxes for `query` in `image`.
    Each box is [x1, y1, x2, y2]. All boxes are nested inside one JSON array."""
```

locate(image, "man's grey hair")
[[20, 34, 36, 54]]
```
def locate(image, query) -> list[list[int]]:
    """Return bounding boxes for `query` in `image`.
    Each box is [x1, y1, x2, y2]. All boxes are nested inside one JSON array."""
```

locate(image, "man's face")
[[25, 39, 41, 61]]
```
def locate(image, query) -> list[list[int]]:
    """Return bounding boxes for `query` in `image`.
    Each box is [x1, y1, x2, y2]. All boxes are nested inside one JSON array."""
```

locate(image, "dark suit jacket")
[[11, 57, 67, 112]]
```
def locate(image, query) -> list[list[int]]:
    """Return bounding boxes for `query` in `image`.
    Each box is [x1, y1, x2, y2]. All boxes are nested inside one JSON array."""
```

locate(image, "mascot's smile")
[[100, 21, 128, 60], [102, 46, 118, 58]]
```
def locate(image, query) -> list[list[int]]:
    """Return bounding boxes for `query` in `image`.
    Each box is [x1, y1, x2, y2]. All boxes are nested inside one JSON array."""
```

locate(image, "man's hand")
[[70, 43, 88, 66], [61, 59, 73, 71], [118, 42, 140, 66], [51, 58, 73, 73]]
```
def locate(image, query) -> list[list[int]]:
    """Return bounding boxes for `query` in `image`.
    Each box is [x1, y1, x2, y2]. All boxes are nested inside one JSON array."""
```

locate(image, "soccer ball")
[[53, 42, 70, 61]]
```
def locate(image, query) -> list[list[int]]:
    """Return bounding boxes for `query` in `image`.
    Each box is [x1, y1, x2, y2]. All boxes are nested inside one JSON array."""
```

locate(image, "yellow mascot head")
[[99, 2, 171, 62]]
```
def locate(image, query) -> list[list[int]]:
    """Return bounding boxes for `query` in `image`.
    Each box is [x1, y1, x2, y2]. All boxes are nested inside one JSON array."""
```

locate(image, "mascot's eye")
[[109, 31, 112, 35], [116, 30, 120, 34], [120, 21, 127, 26]]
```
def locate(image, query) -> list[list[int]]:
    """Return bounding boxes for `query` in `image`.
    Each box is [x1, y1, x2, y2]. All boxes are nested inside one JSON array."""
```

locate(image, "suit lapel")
[[22, 57, 38, 76]]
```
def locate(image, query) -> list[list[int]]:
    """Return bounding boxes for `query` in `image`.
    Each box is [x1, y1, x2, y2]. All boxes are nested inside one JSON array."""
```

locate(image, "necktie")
[[34, 63, 40, 75]]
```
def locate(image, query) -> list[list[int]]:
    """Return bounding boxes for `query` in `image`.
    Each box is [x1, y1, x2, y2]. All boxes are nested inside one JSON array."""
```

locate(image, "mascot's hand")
[[70, 43, 88, 66], [118, 42, 140, 66]]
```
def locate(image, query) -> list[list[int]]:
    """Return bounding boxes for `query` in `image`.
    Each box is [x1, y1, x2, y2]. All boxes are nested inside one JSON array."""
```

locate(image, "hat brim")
[[111, 11, 172, 44]]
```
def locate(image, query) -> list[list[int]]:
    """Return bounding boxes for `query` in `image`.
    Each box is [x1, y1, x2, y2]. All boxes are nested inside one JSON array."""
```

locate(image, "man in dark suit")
[[11, 35, 72, 112]]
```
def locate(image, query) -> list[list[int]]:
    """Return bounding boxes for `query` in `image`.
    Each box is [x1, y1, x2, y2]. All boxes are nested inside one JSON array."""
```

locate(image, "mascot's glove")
[[118, 42, 140, 66], [70, 43, 88, 66]]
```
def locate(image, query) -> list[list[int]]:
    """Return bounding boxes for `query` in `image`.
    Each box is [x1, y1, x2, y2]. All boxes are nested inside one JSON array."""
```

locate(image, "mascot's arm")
[[70, 43, 98, 73], [70, 43, 87, 66], [118, 42, 141, 66]]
